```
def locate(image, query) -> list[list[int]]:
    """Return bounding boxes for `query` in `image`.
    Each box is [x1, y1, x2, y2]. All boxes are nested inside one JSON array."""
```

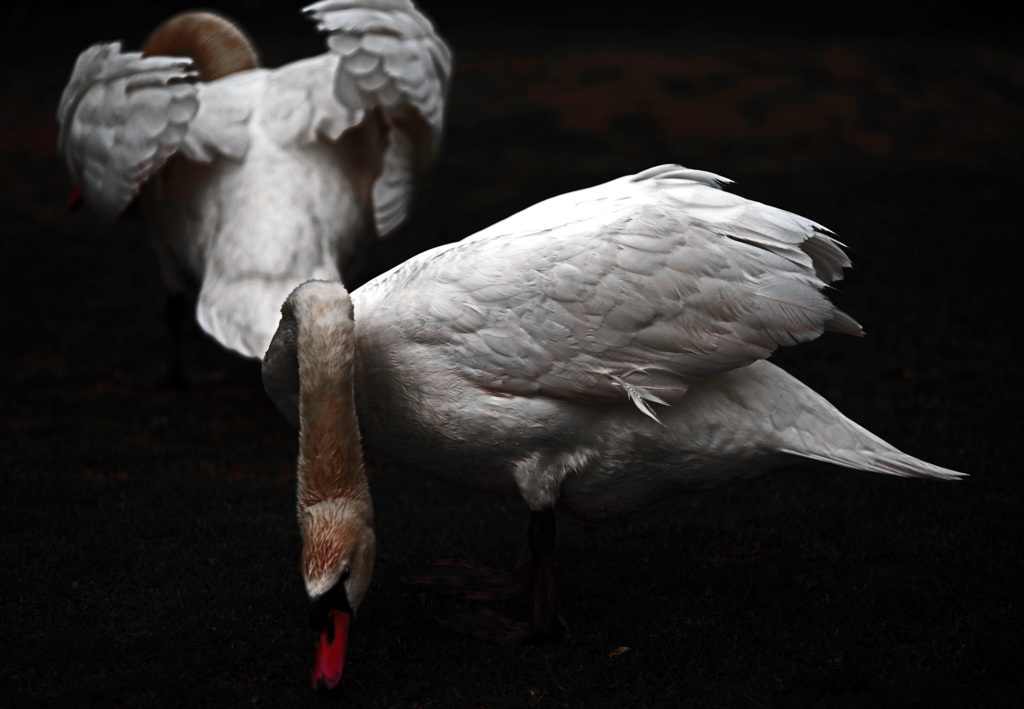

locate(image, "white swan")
[[263, 165, 964, 688], [57, 0, 451, 360]]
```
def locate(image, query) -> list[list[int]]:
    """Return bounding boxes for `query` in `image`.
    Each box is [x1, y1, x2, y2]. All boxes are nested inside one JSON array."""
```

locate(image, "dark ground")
[[2, 2, 1022, 707]]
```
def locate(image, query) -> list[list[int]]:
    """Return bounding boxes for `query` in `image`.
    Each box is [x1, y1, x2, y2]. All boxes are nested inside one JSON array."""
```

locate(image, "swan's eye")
[[341, 566, 351, 582]]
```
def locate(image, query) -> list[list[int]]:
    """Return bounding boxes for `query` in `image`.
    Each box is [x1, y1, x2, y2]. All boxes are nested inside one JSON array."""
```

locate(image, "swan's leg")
[[405, 510, 570, 642], [525, 509, 567, 642], [155, 290, 224, 388], [164, 291, 187, 389], [155, 291, 224, 389]]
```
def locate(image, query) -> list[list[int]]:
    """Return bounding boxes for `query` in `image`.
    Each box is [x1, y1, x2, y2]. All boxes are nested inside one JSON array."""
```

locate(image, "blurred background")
[[2, 1, 1021, 707]]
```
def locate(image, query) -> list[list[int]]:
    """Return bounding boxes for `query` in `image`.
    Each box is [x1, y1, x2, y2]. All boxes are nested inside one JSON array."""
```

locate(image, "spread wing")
[[305, 0, 452, 235], [56, 38, 261, 217], [56, 43, 200, 216], [358, 165, 862, 421]]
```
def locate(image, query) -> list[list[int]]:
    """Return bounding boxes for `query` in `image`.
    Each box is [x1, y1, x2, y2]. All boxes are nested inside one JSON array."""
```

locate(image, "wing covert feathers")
[[304, 0, 450, 128], [57, 43, 199, 216], [359, 165, 863, 418]]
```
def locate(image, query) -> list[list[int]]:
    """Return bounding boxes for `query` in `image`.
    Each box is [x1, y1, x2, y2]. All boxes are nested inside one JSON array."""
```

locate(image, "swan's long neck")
[[294, 289, 370, 519]]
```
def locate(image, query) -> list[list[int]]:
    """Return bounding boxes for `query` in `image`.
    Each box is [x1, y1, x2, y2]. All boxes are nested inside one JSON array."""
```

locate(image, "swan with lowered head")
[[282, 283, 375, 690], [264, 165, 964, 688], [57, 0, 450, 362]]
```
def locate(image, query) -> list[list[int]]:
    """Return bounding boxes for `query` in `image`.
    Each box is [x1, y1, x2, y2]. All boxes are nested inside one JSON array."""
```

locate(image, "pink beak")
[[312, 609, 351, 690]]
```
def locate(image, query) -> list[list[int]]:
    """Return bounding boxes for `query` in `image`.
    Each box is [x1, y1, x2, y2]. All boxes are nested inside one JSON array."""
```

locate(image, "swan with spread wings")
[[57, 0, 450, 362]]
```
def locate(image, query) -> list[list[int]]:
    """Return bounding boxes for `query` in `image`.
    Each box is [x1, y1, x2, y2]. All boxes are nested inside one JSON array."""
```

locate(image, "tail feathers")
[[757, 362, 965, 481], [780, 445, 965, 481]]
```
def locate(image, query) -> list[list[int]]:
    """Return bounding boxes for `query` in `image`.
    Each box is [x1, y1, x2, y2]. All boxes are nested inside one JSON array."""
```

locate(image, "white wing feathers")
[[177, 78, 255, 163], [365, 166, 862, 420], [59, 1, 449, 231], [305, 0, 452, 235], [371, 144, 418, 235], [304, 0, 450, 128], [57, 43, 198, 216]]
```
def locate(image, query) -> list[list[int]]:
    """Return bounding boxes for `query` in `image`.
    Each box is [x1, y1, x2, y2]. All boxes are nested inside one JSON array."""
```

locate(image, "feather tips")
[[609, 375, 670, 424]]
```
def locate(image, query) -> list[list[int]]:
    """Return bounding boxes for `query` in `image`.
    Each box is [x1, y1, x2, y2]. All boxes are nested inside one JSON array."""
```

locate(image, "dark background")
[[2, 1, 1021, 707]]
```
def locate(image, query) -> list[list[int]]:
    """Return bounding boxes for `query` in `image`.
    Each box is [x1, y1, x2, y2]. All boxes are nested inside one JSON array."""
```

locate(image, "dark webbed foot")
[[404, 510, 571, 643], [401, 558, 530, 601]]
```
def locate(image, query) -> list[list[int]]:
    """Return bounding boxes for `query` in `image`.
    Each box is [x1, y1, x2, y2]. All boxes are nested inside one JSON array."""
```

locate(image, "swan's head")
[[300, 497, 376, 691]]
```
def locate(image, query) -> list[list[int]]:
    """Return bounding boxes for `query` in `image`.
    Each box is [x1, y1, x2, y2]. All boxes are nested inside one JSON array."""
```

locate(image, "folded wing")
[[363, 166, 862, 420]]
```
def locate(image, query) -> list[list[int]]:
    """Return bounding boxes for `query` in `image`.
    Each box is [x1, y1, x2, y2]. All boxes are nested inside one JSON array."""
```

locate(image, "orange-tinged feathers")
[[297, 393, 367, 509], [142, 10, 259, 82]]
